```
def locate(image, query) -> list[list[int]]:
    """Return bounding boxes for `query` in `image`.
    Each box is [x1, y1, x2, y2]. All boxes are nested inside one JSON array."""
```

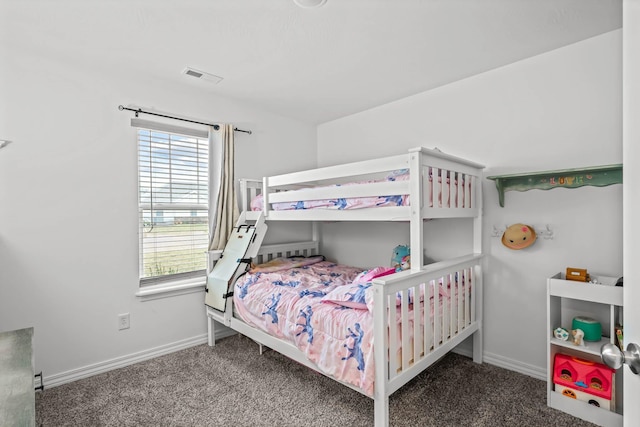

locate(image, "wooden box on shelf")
[[565, 267, 590, 283], [547, 273, 623, 427]]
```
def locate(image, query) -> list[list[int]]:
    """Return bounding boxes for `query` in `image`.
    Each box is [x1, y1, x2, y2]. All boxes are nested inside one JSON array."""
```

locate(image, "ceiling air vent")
[[182, 67, 223, 84]]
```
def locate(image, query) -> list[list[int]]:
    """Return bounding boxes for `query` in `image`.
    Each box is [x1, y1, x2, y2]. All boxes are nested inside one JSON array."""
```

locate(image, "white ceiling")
[[3, 0, 622, 124]]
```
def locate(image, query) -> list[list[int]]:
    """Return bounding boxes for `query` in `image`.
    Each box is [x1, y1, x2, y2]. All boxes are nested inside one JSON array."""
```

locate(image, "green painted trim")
[[487, 164, 622, 207]]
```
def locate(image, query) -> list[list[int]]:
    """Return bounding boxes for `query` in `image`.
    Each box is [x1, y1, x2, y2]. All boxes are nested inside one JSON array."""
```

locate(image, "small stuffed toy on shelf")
[[391, 245, 410, 272], [571, 328, 585, 346]]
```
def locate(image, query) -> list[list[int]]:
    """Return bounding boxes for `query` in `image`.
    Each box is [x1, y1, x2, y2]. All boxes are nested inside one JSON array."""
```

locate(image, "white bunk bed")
[[205, 146, 484, 427]]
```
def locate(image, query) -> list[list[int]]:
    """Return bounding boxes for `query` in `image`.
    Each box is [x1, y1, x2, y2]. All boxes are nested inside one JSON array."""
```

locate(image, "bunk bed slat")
[[470, 267, 476, 325], [433, 280, 441, 349], [388, 294, 398, 378], [457, 270, 463, 332], [414, 284, 422, 363], [458, 173, 464, 209], [424, 285, 432, 355], [449, 273, 455, 339], [465, 272, 469, 329], [401, 291, 410, 371]]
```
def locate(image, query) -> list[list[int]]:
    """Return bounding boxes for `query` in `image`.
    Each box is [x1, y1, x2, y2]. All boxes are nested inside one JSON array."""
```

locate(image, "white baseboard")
[[453, 346, 546, 381], [38, 329, 546, 391], [40, 334, 209, 389], [483, 351, 546, 381]]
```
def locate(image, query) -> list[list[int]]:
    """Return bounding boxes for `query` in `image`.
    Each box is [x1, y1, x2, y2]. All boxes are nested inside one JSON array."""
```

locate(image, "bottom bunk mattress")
[[233, 256, 465, 396]]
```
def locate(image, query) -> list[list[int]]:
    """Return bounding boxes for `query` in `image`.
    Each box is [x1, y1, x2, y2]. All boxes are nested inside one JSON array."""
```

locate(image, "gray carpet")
[[36, 334, 596, 427]]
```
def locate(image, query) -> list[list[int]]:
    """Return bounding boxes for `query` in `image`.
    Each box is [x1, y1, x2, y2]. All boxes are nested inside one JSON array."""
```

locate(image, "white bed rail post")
[[262, 177, 271, 219], [472, 174, 483, 363], [240, 179, 249, 212], [472, 263, 483, 363], [373, 281, 390, 427], [206, 250, 222, 346], [408, 148, 424, 272]]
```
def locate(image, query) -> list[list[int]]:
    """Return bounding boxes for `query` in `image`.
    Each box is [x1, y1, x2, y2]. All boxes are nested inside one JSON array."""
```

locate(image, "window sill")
[[136, 275, 207, 302], [136, 250, 222, 302]]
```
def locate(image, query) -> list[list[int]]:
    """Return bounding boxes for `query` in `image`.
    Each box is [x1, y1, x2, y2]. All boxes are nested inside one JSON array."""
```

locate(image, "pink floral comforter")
[[234, 258, 375, 394]]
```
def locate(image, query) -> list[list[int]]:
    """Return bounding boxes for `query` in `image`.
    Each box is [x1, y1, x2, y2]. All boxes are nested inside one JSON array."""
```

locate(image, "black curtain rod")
[[118, 105, 252, 134]]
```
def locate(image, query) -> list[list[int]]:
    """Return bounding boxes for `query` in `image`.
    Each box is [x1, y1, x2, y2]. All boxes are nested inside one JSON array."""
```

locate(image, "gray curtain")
[[208, 124, 239, 251]]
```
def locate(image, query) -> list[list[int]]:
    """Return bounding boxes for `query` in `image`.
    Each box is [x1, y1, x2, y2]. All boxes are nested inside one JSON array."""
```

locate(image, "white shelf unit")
[[547, 273, 624, 427]]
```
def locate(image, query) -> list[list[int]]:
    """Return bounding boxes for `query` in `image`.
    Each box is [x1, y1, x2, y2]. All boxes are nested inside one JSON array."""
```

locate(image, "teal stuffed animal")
[[391, 245, 410, 272]]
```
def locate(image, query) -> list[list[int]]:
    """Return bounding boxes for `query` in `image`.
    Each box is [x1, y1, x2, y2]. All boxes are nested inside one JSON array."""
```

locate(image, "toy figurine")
[[554, 327, 569, 341], [571, 328, 585, 346]]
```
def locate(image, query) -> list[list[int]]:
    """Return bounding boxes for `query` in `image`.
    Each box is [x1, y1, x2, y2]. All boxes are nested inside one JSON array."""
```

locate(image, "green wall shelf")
[[487, 164, 622, 207]]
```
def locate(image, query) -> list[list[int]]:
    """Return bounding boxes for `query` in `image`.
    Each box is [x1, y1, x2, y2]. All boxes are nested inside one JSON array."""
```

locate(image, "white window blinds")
[[137, 125, 209, 285]]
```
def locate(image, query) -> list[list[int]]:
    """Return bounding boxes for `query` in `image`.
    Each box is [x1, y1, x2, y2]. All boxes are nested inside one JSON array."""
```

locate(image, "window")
[[137, 126, 209, 285]]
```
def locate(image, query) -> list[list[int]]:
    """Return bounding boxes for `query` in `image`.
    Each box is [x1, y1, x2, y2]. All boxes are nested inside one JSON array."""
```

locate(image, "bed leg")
[[374, 395, 389, 427], [472, 326, 482, 363], [207, 315, 216, 347]]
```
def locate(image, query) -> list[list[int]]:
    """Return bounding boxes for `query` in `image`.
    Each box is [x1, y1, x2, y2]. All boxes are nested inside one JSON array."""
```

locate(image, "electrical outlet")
[[118, 313, 130, 330]]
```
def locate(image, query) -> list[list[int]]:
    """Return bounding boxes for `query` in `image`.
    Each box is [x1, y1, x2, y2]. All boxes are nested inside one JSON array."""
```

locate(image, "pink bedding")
[[234, 257, 463, 396], [234, 259, 374, 392], [250, 169, 471, 212], [251, 170, 410, 212]]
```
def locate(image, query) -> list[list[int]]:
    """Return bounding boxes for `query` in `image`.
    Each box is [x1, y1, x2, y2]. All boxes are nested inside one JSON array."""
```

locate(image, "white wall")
[[317, 30, 623, 376], [0, 40, 317, 382]]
